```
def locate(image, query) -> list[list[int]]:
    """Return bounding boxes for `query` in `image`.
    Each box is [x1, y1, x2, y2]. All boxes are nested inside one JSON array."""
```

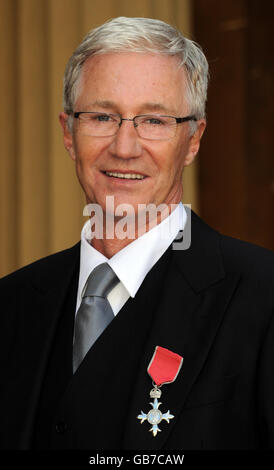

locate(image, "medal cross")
[[137, 398, 174, 437]]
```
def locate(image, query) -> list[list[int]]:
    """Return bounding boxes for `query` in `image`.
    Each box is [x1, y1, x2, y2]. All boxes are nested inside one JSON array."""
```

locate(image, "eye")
[[141, 116, 167, 126], [147, 118, 164, 125], [94, 113, 112, 122]]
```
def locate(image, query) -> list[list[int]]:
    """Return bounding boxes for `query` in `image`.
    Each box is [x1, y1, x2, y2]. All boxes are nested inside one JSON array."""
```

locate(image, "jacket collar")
[[174, 210, 225, 293]]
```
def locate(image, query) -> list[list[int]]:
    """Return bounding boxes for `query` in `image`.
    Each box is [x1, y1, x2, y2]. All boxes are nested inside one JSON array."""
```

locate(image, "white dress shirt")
[[76, 202, 187, 316]]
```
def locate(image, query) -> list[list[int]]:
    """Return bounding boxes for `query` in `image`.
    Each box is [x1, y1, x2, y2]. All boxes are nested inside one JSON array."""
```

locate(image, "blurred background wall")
[[0, 0, 273, 277]]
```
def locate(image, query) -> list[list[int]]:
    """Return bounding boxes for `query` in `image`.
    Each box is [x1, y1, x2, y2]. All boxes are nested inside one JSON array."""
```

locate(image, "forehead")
[[75, 52, 188, 113]]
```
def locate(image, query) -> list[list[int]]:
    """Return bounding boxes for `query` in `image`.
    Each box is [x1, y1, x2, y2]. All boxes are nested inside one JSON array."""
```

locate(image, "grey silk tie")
[[73, 263, 119, 373]]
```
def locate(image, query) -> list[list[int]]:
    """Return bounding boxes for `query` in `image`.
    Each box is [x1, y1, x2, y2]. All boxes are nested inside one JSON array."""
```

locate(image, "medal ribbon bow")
[[147, 345, 183, 386]]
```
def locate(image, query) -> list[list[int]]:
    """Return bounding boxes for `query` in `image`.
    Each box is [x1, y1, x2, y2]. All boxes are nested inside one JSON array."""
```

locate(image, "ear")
[[184, 119, 206, 167], [59, 112, 76, 161]]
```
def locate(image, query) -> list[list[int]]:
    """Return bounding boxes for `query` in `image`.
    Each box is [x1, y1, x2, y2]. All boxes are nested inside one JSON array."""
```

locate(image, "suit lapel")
[[9, 243, 80, 449], [123, 212, 241, 449]]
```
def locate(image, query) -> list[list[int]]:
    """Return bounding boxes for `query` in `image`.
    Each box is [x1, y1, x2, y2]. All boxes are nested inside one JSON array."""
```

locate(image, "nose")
[[109, 119, 143, 159]]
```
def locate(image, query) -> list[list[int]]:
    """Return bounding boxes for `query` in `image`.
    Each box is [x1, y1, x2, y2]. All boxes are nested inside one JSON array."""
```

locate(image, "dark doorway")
[[193, 0, 274, 250]]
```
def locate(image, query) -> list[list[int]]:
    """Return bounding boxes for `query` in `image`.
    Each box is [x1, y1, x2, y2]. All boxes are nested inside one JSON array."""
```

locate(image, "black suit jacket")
[[0, 212, 274, 450]]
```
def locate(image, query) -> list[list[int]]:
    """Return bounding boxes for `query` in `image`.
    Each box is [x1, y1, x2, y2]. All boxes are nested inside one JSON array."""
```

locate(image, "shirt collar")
[[78, 202, 187, 301]]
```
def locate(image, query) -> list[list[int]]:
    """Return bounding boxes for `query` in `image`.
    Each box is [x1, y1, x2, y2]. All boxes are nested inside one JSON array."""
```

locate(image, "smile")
[[104, 171, 146, 180]]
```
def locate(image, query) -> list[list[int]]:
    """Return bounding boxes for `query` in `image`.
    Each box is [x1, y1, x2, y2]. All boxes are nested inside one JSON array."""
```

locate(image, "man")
[[0, 16, 273, 450]]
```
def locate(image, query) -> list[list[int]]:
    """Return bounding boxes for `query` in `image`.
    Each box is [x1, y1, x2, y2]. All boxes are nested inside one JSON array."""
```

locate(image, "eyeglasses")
[[73, 111, 197, 140]]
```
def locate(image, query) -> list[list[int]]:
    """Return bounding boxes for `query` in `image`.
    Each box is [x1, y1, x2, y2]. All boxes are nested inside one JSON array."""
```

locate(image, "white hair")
[[63, 16, 209, 126]]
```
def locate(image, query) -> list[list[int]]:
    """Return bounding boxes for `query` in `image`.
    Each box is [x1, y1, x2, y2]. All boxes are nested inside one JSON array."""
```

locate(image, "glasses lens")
[[135, 115, 177, 140], [78, 113, 119, 136]]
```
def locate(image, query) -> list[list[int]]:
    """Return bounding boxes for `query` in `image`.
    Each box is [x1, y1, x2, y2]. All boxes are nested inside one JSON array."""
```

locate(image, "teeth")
[[105, 172, 145, 180]]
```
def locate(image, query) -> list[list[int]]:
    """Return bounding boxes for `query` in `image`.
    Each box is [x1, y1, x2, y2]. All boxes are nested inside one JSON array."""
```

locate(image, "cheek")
[[75, 145, 96, 165], [73, 135, 108, 165], [73, 142, 99, 187], [158, 142, 185, 177]]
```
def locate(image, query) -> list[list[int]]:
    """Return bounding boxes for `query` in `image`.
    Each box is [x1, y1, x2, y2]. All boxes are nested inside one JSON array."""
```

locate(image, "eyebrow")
[[141, 102, 174, 114], [86, 100, 116, 110], [83, 100, 175, 114]]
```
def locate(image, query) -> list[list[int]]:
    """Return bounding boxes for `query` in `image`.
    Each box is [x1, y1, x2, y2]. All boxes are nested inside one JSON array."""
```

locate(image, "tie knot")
[[83, 263, 118, 298]]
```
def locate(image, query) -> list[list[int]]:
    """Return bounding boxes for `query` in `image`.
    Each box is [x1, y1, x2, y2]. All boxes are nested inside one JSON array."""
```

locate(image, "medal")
[[137, 346, 183, 437]]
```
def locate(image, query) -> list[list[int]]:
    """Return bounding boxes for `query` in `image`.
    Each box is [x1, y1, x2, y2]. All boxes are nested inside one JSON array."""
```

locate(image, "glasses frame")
[[73, 111, 197, 139]]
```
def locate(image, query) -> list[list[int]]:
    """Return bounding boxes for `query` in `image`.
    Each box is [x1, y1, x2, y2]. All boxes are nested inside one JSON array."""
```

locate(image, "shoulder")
[[0, 242, 80, 291], [187, 211, 274, 296], [217, 233, 274, 312], [190, 210, 274, 274], [219, 233, 274, 280]]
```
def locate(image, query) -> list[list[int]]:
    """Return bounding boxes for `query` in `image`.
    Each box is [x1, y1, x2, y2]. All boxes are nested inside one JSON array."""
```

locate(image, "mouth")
[[102, 171, 147, 181]]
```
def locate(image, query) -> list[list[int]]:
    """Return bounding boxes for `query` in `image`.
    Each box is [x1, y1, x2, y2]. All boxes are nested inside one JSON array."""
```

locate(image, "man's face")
[[60, 53, 205, 214]]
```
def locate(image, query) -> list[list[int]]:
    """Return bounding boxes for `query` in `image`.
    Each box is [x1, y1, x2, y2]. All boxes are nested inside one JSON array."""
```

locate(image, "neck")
[[91, 237, 133, 258], [89, 203, 179, 258]]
